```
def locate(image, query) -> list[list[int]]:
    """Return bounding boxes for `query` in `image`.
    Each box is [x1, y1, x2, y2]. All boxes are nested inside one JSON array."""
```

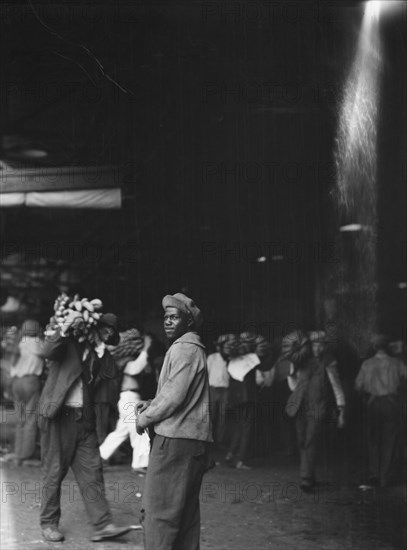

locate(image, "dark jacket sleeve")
[[138, 345, 201, 428], [95, 350, 119, 381], [43, 328, 68, 362]]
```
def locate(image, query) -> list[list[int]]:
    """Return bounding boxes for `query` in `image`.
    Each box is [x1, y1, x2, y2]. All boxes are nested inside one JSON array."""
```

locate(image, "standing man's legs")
[[367, 400, 380, 481], [217, 388, 229, 445], [296, 409, 321, 486], [236, 402, 255, 464], [209, 386, 220, 443], [377, 397, 400, 486], [142, 435, 208, 550]]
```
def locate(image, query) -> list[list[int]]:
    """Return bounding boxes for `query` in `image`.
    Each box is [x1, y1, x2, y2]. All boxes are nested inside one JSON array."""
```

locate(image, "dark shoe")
[[235, 461, 252, 470], [132, 467, 147, 475], [42, 526, 64, 542], [300, 479, 315, 493], [91, 523, 132, 542]]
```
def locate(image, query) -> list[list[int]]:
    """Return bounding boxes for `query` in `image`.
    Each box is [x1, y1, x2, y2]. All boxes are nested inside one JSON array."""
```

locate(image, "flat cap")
[[162, 293, 203, 328]]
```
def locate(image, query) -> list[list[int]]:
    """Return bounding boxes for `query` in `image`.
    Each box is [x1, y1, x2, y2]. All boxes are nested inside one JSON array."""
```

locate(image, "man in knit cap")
[[355, 334, 407, 487], [136, 293, 213, 550]]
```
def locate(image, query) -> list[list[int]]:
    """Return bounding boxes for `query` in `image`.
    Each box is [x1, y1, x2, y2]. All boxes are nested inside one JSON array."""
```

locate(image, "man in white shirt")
[[100, 335, 153, 471], [207, 336, 230, 446]]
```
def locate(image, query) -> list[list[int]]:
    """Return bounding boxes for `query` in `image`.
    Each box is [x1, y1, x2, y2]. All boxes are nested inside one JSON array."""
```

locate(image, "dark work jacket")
[[286, 353, 336, 420], [229, 358, 272, 405], [38, 328, 119, 428]]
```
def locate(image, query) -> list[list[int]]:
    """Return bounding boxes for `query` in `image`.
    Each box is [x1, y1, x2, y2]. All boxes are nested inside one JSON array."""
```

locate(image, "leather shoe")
[[91, 523, 132, 542], [300, 479, 315, 493], [42, 526, 64, 542]]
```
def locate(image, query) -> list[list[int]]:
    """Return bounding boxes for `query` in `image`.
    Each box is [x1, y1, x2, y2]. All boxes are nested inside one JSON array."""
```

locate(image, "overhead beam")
[[0, 164, 122, 193]]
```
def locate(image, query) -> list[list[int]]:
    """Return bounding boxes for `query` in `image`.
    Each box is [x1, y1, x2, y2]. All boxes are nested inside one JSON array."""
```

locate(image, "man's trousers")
[[12, 375, 41, 461], [142, 435, 209, 550], [367, 395, 401, 486], [39, 407, 112, 530], [295, 411, 322, 482]]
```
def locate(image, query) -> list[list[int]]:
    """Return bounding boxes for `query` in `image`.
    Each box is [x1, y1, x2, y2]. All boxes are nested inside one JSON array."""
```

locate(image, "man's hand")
[[143, 335, 153, 352], [135, 413, 145, 435], [136, 400, 152, 414], [135, 400, 152, 435], [61, 310, 83, 335]]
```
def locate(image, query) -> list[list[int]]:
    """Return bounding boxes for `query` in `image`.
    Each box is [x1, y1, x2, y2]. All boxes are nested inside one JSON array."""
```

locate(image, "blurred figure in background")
[[207, 335, 230, 447], [100, 333, 159, 472], [10, 319, 44, 466], [271, 358, 298, 457], [225, 342, 270, 470], [355, 334, 407, 488], [285, 331, 346, 492]]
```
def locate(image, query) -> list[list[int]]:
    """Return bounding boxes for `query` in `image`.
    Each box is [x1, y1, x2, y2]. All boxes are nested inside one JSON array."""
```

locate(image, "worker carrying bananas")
[[37, 308, 134, 543]]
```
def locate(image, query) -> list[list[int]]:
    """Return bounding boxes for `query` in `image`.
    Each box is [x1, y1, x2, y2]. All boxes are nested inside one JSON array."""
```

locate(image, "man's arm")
[[124, 350, 149, 376], [326, 360, 346, 428], [43, 327, 68, 361], [43, 310, 83, 361], [326, 361, 346, 407], [355, 362, 367, 392], [137, 346, 202, 429]]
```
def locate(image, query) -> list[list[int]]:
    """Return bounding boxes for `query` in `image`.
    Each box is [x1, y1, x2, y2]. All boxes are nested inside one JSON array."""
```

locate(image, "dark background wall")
[[1, 1, 405, 346]]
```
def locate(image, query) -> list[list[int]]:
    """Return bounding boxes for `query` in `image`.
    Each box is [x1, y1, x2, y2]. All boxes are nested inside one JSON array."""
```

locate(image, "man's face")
[[98, 325, 116, 344], [311, 341, 324, 358], [163, 307, 190, 342]]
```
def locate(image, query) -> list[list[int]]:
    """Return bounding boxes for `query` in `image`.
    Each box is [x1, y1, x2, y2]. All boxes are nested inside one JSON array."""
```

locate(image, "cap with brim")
[[162, 293, 203, 329], [99, 313, 120, 345]]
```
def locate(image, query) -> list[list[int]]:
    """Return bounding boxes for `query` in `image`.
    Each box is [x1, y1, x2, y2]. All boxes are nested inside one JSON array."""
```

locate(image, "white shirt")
[[227, 353, 260, 383], [207, 352, 230, 388], [123, 350, 149, 376], [10, 337, 44, 378]]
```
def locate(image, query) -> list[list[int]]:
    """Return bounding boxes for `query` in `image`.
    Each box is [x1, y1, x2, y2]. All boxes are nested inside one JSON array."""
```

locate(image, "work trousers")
[[39, 407, 112, 530], [295, 411, 323, 481], [142, 435, 209, 550], [367, 395, 401, 486], [209, 386, 228, 445], [12, 375, 41, 461], [228, 402, 256, 461]]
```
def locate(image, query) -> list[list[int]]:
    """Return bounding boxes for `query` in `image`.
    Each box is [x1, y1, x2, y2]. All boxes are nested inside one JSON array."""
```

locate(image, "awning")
[[0, 164, 123, 209], [0, 188, 122, 209]]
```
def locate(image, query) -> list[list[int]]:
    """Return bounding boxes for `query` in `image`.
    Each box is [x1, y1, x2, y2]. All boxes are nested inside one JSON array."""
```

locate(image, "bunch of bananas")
[[217, 332, 273, 359], [108, 328, 144, 358], [48, 293, 104, 343]]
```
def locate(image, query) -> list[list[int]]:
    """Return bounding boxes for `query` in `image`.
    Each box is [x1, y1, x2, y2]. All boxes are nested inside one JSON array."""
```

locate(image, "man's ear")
[[187, 315, 194, 329]]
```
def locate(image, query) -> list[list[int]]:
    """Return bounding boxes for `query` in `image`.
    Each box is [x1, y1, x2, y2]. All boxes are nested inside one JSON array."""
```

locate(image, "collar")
[[172, 331, 205, 349]]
